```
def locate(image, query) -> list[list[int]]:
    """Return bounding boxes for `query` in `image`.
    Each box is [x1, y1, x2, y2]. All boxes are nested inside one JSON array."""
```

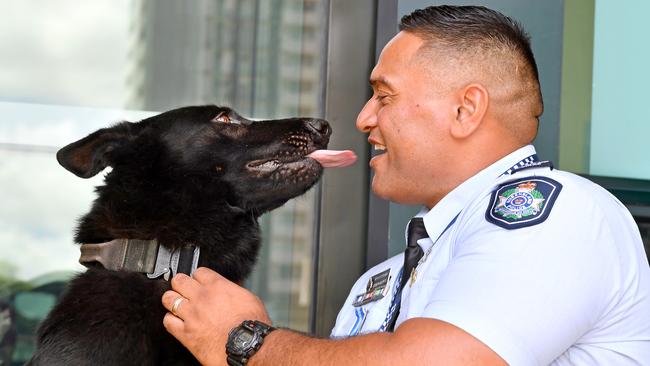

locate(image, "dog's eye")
[[212, 112, 233, 124]]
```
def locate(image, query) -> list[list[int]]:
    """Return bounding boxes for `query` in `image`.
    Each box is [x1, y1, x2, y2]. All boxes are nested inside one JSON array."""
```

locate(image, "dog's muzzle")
[[79, 239, 200, 281]]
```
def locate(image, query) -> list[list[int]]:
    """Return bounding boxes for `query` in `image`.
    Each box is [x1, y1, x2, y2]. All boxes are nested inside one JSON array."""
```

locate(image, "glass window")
[[587, 1, 650, 180], [559, 0, 650, 180], [559, 0, 650, 259], [0, 0, 327, 363]]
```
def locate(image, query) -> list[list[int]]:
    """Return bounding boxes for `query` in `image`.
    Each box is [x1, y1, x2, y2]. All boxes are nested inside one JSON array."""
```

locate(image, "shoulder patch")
[[486, 176, 562, 230]]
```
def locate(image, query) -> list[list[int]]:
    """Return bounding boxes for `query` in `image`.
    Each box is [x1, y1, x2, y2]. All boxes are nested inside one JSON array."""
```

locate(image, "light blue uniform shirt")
[[331, 145, 650, 365]]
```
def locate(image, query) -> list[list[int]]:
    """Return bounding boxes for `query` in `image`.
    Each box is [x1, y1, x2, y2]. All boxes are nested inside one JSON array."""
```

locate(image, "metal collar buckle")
[[147, 245, 201, 281], [79, 239, 200, 281]]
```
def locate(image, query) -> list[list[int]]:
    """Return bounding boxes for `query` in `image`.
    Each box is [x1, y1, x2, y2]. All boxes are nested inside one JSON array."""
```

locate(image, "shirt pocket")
[[399, 276, 441, 324]]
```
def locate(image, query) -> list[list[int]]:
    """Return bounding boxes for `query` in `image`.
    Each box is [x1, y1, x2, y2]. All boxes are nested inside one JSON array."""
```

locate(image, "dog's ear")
[[56, 122, 137, 178]]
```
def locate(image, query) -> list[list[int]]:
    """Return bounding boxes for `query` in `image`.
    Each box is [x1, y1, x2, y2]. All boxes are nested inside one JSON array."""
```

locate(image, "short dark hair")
[[399, 5, 543, 127], [399, 5, 539, 81]]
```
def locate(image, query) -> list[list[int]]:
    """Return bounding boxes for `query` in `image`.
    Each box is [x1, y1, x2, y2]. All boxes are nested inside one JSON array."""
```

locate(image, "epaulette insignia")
[[486, 176, 562, 230], [505, 160, 553, 175]]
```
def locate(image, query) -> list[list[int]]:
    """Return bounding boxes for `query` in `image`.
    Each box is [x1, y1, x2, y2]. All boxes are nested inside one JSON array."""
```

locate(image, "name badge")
[[352, 269, 391, 307]]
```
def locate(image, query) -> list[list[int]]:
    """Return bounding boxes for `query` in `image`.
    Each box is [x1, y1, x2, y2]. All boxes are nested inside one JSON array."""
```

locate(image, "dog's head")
[[57, 105, 331, 215]]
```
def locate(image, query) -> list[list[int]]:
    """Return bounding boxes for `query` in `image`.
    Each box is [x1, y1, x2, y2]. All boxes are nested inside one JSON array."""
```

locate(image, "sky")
[[0, 0, 131, 108]]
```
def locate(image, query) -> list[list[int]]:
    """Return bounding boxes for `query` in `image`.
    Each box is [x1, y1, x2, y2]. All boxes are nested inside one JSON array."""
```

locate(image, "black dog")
[[28, 105, 331, 365]]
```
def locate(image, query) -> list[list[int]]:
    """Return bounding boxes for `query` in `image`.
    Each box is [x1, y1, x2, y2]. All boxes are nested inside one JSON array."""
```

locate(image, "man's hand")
[[161, 267, 270, 366]]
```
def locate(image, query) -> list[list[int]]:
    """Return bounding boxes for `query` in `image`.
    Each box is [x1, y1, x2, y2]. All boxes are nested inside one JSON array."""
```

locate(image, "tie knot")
[[407, 217, 428, 248]]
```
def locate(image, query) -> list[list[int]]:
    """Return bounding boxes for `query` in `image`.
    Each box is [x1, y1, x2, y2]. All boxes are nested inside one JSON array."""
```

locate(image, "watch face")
[[231, 328, 254, 352]]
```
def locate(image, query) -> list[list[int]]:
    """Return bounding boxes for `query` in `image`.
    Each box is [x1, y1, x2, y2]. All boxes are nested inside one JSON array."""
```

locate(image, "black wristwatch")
[[225, 320, 276, 366]]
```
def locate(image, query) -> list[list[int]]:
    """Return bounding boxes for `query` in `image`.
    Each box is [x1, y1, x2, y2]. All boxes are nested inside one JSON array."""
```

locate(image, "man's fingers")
[[163, 312, 186, 340], [192, 267, 223, 285], [162, 290, 189, 319], [170, 273, 201, 299]]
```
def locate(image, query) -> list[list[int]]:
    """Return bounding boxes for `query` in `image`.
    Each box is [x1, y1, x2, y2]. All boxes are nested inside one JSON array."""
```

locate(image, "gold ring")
[[171, 297, 185, 316]]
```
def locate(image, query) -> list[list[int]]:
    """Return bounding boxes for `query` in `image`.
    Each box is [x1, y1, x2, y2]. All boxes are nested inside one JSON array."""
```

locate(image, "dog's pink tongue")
[[307, 150, 357, 168]]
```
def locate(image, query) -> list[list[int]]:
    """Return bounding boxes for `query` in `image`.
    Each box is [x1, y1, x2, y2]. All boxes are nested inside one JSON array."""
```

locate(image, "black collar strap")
[[79, 239, 200, 281]]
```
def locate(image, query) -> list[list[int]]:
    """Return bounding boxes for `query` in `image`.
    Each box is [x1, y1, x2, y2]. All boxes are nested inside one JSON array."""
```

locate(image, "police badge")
[[486, 176, 562, 229]]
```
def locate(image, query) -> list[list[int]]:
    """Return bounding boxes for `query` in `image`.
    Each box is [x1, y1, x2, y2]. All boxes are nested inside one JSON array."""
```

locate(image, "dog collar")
[[78, 239, 200, 281]]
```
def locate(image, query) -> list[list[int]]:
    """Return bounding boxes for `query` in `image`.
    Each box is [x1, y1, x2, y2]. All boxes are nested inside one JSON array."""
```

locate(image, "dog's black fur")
[[28, 105, 331, 365]]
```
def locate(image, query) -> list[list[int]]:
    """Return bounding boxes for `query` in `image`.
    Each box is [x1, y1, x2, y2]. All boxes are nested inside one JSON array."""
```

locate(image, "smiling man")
[[161, 5, 650, 365]]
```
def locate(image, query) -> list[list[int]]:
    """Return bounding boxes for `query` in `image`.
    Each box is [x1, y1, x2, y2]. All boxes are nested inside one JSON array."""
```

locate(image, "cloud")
[[0, 0, 131, 108]]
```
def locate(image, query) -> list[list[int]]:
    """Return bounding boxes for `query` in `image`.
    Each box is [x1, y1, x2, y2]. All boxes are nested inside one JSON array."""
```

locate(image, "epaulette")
[[505, 160, 554, 175], [485, 175, 562, 230]]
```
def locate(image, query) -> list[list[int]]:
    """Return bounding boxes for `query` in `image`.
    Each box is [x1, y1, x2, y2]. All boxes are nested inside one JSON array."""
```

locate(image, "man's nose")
[[356, 99, 377, 133]]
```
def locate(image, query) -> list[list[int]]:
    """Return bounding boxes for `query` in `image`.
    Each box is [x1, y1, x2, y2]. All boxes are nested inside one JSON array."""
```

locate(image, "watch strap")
[[246, 320, 275, 336], [226, 354, 246, 366]]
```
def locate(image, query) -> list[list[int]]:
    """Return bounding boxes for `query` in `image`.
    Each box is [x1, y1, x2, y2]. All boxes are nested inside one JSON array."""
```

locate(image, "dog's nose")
[[307, 119, 331, 136]]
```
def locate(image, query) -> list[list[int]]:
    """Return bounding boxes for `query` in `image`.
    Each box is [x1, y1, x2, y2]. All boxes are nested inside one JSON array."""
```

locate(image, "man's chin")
[[371, 177, 397, 201], [371, 177, 425, 205]]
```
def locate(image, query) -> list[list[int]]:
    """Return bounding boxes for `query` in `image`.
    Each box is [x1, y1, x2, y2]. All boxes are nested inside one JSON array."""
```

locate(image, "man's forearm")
[[250, 329, 398, 366], [248, 318, 509, 366], [162, 270, 506, 365]]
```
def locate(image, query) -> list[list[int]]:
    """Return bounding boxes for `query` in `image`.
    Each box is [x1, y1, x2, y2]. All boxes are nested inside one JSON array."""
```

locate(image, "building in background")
[[126, 0, 322, 118]]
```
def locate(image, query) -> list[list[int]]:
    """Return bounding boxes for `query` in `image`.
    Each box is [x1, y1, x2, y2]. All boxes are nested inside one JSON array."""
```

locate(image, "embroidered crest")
[[486, 176, 562, 229]]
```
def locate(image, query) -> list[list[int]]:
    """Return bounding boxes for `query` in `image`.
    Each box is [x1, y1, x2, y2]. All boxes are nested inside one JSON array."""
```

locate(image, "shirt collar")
[[416, 145, 537, 249]]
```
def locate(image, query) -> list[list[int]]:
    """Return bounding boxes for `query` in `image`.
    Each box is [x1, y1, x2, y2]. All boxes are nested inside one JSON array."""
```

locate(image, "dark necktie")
[[386, 217, 429, 331]]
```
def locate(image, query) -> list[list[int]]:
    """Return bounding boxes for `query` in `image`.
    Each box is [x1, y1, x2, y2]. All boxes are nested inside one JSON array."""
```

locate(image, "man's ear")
[[450, 83, 488, 139], [56, 122, 137, 178]]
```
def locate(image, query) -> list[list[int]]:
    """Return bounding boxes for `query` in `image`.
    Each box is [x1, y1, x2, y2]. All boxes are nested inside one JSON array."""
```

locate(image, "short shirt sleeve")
[[421, 192, 622, 365]]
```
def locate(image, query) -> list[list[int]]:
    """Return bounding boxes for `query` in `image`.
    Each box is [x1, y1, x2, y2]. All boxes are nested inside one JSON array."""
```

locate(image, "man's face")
[[357, 32, 458, 206]]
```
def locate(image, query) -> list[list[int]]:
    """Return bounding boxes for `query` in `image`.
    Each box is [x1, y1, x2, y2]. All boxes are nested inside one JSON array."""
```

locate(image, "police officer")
[[161, 5, 650, 365]]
